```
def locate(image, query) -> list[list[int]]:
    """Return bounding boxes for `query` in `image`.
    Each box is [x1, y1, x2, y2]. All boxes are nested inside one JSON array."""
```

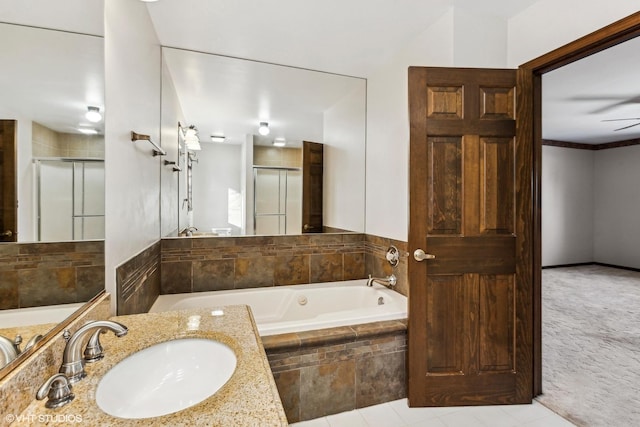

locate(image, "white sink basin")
[[96, 338, 237, 419]]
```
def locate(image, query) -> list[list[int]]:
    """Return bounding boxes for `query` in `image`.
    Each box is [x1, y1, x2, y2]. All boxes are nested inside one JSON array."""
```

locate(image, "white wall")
[[192, 143, 243, 235], [15, 118, 34, 241], [364, 3, 638, 241], [160, 54, 185, 237], [541, 146, 594, 266], [104, 0, 161, 313], [323, 82, 366, 232], [593, 145, 640, 268], [507, 0, 640, 67]]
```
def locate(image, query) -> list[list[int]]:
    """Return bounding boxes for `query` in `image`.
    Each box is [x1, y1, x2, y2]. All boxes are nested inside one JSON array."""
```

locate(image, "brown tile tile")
[[393, 259, 409, 297], [235, 235, 275, 246], [298, 327, 356, 347], [234, 257, 274, 288], [351, 321, 407, 339], [300, 360, 356, 420], [310, 254, 343, 283], [261, 333, 301, 351], [342, 233, 365, 243], [0, 271, 19, 309], [160, 261, 192, 294], [343, 252, 366, 280], [18, 268, 77, 307], [309, 233, 344, 245], [76, 265, 105, 301], [19, 242, 75, 255], [161, 238, 192, 251], [271, 369, 301, 423], [356, 351, 406, 407], [274, 255, 309, 286], [191, 237, 237, 249], [193, 259, 235, 292], [0, 244, 19, 257]]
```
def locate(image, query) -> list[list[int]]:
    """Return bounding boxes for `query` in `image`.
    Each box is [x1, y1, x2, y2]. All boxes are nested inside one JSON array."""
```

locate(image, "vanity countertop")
[[12, 305, 288, 426]]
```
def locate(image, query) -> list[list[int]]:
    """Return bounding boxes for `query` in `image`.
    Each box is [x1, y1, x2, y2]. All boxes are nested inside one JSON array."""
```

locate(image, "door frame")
[[518, 11, 640, 395]]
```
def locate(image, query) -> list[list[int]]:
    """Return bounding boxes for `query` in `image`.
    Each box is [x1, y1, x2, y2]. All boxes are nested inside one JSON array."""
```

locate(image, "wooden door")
[[0, 120, 17, 242], [302, 141, 323, 233], [408, 67, 532, 406]]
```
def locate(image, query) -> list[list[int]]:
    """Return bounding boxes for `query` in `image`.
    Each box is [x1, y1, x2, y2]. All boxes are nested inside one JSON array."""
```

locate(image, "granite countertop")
[[13, 305, 288, 426]]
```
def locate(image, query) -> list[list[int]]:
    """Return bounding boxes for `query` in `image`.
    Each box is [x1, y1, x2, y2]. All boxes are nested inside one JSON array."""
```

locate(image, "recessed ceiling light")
[[273, 138, 286, 147], [85, 106, 102, 123], [210, 135, 226, 143], [258, 122, 270, 136], [78, 128, 98, 135]]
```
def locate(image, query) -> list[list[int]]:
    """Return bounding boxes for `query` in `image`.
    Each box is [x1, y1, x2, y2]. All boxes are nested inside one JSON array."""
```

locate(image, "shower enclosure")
[[253, 166, 301, 235], [35, 159, 105, 241]]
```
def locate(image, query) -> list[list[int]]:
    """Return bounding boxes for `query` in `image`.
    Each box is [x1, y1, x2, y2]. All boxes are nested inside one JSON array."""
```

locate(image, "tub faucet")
[[366, 274, 397, 289], [60, 320, 128, 383], [185, 226, 198, 236]]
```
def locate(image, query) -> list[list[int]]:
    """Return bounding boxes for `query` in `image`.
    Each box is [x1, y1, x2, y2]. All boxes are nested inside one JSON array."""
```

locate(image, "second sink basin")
[[96, 338, 237, 419]]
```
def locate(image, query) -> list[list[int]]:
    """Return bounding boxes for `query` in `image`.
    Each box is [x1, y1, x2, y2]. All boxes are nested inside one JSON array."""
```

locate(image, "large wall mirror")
[[160, 47, 366, 237], [0, 22, 105, 371]]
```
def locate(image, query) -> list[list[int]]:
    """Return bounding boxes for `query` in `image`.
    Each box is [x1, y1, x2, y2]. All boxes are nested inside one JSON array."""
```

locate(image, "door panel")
[[0, 120, 17, 242], [408, 67, 531, 406], [302, 141, 323, 233]]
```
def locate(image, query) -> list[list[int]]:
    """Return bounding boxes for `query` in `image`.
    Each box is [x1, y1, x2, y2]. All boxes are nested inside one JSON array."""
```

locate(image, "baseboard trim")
[[542, 262, 640, 272], [542, 262, 594, 269]]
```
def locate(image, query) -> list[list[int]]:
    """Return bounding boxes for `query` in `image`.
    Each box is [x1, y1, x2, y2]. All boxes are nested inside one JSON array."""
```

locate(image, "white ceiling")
[[2, 0, 639, 145], [163, 48, 365, 147], [543, 36, 640, 144], [0, 23, 104, 135]]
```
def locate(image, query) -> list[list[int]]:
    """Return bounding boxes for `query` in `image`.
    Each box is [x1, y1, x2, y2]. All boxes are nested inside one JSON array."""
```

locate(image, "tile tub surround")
[[0, 293, 111, 422], [0, 241, 104, 310], [160, 233, 368, 293], [12, 305, 288, 426], [116, 241, 160, 315], [159, 232, 410, 296], [262, 319, 407, 423]]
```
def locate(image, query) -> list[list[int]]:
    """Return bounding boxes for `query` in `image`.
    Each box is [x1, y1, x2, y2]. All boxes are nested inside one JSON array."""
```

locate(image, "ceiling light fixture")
[[210, 135, 226, 143], [85, 106, 102, 123], [78, 128, 98, 135], [258, 122, 270, 136], [273, 138, 286, 147]]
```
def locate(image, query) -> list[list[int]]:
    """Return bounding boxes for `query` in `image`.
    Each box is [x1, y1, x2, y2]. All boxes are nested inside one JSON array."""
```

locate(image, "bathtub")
[[150, 279, 407, 336], [0, 302, 85, 329]]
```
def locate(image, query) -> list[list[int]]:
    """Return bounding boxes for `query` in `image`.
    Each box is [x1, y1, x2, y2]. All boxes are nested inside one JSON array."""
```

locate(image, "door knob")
[[414, 249, 435, 261], [1, 230, 13, 237]]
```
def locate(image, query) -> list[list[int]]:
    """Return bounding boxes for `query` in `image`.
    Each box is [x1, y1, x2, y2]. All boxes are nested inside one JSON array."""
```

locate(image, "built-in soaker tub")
[[150, 279, 407, 336]]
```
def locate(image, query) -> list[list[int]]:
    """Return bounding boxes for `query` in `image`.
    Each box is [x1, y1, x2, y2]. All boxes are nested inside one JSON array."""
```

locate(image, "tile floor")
[[290, 398, 575, 427]]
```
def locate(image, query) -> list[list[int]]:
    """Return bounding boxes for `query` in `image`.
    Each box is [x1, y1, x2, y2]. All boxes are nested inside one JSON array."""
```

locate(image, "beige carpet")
[[537, 265, 640, 427]]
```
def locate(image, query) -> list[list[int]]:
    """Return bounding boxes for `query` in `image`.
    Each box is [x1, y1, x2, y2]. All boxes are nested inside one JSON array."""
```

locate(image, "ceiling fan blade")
[[614, 122, 640, 131], [602, 118, 640, 122]]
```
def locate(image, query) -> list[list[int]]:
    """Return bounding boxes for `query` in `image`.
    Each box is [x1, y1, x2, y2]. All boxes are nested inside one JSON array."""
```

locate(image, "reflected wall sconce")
[[85, 106, 102, 123], [210, 135, 226, 143], [273, 138, 286, 147], [179, 124, 201, 151], [258, 122, 270, 136]]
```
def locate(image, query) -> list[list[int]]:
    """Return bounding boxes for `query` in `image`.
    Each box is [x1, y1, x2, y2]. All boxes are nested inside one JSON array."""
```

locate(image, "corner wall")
[[593, 145, 640, 268], [104, 0, 162, 313], [541, 146, 594, 266]]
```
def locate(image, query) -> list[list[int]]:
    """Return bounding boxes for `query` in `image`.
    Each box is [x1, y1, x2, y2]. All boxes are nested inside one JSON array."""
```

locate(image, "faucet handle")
[[36, 373, 75, 409], [84, 329, 106, 363]]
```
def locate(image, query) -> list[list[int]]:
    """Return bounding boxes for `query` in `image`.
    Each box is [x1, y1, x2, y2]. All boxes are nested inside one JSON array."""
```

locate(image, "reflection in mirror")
[[160, 47, 366, 237], [0, 23, 105, 369]]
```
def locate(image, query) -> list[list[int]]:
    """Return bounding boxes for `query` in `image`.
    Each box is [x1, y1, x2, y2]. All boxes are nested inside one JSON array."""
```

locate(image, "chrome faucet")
[[60, 320, 128, 383], [185, 226, 198, 236], [366, 274, 397, 288]]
